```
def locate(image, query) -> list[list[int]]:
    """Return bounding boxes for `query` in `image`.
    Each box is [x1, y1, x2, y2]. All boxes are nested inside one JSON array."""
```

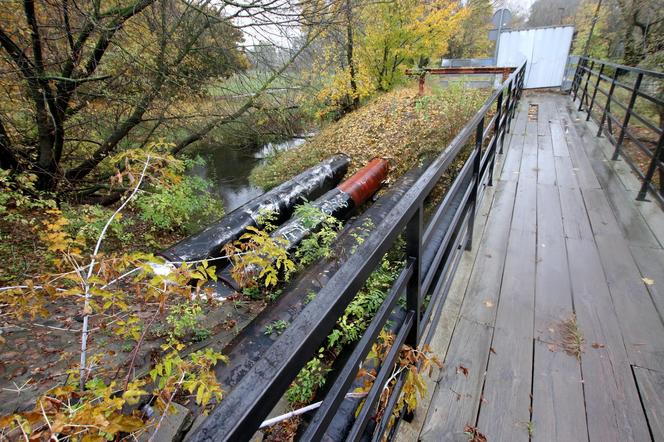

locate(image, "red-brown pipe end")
[[337, 158, 390, 206]]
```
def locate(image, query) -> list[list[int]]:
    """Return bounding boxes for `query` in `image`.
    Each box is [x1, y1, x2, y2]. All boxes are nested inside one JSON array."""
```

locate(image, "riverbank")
[[250, 84, 489, 189]]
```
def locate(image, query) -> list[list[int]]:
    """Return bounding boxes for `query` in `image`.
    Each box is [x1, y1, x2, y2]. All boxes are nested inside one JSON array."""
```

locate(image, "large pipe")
[[214, 158, 389, 293], [272, 158, 389, 251], [159, 154, 351, 263]]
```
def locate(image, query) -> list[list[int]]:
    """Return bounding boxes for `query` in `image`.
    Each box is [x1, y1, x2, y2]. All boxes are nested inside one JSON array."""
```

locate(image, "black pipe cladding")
[[159, 154, 351, 263]]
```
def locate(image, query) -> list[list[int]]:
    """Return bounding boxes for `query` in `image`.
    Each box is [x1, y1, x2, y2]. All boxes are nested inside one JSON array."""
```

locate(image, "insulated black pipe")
[[270, 158, 389, 252], [159, 154, 351, 263], [211, 158, 390, 294]]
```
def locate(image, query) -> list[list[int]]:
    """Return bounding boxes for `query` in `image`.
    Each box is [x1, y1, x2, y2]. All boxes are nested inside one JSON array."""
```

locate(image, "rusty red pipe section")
[[338, 158, 389, 206]]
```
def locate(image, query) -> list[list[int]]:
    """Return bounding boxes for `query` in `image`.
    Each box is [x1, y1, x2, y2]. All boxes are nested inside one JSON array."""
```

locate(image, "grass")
[[249, 83, 489, 189], [560, 315, 584, 359]]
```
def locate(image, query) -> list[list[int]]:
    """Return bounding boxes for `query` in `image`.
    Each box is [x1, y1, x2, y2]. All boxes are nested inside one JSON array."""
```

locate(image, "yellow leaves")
[[39, 208, 77, 254], [122, 388, 148, 406], [115, 315, 142, 341], [642, 277, 655, 286], [224, 226, 295, 288]]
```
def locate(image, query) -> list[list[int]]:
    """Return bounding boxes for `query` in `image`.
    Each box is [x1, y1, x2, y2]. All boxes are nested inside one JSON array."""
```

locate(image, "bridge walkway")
[[398, 92, 664, 442]]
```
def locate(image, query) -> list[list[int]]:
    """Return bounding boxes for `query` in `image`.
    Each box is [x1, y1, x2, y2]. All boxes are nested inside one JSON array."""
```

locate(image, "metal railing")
[[571, 56, 664, 205], [189, 62, 526, 442]]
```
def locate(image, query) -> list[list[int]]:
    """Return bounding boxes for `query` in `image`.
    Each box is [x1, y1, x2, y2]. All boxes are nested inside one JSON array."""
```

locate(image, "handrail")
[[188, 61, 527, 442], [581, 56, 664, 79], [571, 56, 664, 205]]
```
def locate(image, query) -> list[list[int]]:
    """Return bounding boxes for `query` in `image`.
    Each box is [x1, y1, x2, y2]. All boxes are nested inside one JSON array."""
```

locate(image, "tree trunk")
[[344, 0, 359, 112], [0, 118, 18, 170]]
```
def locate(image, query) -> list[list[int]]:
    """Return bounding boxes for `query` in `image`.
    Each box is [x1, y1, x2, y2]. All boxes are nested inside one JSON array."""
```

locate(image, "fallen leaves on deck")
[[464, 425, 488, 442]]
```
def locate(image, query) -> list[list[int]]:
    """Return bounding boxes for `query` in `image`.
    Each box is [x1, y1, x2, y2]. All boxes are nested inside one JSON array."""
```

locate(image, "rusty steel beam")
[[406, 67, 516, 94]]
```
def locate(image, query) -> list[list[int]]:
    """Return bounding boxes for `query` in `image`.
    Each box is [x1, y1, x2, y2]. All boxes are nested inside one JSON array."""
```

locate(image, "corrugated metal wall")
[[497, 26, 574, 89]]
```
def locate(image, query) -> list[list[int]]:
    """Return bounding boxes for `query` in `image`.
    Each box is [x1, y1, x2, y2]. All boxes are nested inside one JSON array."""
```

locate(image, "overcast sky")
[[500, 0, 535, 14]]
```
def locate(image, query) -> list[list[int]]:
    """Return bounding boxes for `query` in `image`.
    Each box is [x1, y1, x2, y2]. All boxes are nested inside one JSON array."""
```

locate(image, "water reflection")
[[191, 137, 307, 212]]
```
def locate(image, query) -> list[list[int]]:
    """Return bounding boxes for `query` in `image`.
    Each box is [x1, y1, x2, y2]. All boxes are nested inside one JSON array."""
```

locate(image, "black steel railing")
[[189, 61, 526, 442], [571, 56, 664, 205]]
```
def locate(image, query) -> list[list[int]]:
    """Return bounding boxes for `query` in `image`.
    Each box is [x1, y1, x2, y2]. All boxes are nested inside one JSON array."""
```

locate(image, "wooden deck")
[[397, 92, 664, 442]]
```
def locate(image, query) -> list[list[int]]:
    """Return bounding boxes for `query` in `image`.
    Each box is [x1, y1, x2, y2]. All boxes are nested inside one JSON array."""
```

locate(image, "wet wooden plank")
[[633, 366, 664, 440], [537, 98, 554, 137], [600, 173, 661, 247], [557, 106, 602, 190], [550, 122, 570, 157], [477, 226, 536, 441], [531, 340, 587, 442], [511, 103, 528, 135], [554, 156, 579, 189], [420, 181, 518, 442], [500, 134, 524, 182], [567, 112, 661, 248], [537, 135, 557, 185], [593, 234, 664, 371], [534, 184, 574, 340], [531, 183, 588, 441], [566, 238, 651, 442], [630, 245, 664, 320], [581, 188, 623, 237], [634, 197, 664, 250], [558, 187, 593, 241], [512, 176, 537, 233]]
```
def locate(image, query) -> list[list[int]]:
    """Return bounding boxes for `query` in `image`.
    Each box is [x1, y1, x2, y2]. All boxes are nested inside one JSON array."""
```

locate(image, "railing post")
[[578, 60, 594, 111], [497, 90, 506, 155], [637, 132, 664, 200], [405, 207, 422, 348], [612, 72, 643, 160], [572, 57, 585, 100], [505, 82, 513, 133], [597, 67, 619, 137], [466, 117, 485, 252], [586, 63, 605, 121]]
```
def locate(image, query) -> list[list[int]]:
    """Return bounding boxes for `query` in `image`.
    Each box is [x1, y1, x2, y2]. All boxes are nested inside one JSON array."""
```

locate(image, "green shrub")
[[61, 204, 133, 246], [286, 355, 329, 405], [166, 302, 210, 341], [134, 173, 222, 234]]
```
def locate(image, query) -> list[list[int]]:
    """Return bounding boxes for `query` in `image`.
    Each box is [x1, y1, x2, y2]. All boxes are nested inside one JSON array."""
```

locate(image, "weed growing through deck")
[[264, 319, 289, 336], [285, 354, 329, 404], [293, 202, 342, 267], [560, 315, 584, 359]]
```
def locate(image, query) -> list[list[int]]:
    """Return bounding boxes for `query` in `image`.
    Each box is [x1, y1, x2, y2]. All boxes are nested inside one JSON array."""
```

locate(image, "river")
[[191, 136, 308, 212]]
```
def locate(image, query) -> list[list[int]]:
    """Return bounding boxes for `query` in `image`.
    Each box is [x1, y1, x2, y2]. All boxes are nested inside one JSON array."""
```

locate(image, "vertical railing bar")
[[465, 117, 484, 251], [597, 67, 619, 137], [490, 92, 503, 181], [572, 57, 584, 100], [637, 132, 664, 200], [405, 205, 422, 348], [505, 81, 513, 133], [498, 89, 507, 154], [586, 63, 605, 121], [346, 312, 414, 442], [612, 72, 643, 160], [578, 60, 594, 111]]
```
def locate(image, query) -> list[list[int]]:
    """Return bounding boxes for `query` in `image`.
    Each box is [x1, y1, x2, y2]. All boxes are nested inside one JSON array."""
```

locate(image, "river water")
[[191, 137, 307, 212]]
